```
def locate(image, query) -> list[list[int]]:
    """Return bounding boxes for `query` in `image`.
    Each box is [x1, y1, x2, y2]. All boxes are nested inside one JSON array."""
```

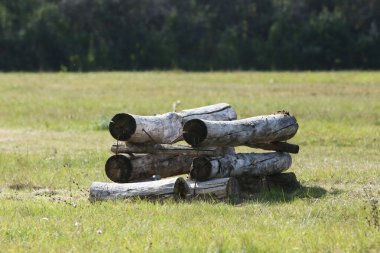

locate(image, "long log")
[[89, 177, 189, 201], [111, 143, 235, 156], [190, 152, 292, 181], [109, 103, 237, 143], [105, 154, 193, 183], [186, 177, 240, 204], [183, 112, 298, 147]]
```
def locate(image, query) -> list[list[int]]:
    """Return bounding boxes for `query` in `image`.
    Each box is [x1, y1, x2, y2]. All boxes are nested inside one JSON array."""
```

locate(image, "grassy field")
[[0, 72, 379, 252]]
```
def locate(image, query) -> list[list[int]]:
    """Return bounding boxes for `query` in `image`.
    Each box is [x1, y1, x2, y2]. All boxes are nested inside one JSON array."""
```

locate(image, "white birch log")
[[89, 177, 189, 201], [190, 152, 292, 181], [186, 177, 240, 203], [111, 143, 235, 156], [105, 154, 193, 183], [109, 103, 237, 143], [183, 112, 298, 147]]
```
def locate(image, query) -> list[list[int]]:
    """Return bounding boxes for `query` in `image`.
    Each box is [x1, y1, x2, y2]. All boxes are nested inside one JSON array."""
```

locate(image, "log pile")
[[89, 103, 300, 203]]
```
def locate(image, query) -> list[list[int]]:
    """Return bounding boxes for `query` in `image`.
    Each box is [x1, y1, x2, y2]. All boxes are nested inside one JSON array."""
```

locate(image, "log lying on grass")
[[89, 177, 189, 201], [186, 177, 240, 204], [105, 154, 194, 183], [183, 112, 298, 148], [109, 103, 237, 143], [237, 172, 301, 193], [190, 152, 292, 181], [111, 143, 236, 156]]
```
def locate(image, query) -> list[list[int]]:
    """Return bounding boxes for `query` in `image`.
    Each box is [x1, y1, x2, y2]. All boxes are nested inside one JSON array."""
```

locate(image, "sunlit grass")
[[0, 72, 379, 252]]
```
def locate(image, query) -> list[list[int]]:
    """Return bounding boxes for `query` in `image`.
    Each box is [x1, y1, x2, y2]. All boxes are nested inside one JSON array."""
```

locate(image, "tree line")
[[0, 0, 379, 71]]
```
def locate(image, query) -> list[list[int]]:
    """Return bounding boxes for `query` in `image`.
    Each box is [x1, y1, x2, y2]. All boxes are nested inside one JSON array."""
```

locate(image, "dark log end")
[[105, 155, 132, 183], [183, 119, 207, 146], [173, 177, 190, 200], [190, 157, 212, 181], [109, 113, 136, 141]]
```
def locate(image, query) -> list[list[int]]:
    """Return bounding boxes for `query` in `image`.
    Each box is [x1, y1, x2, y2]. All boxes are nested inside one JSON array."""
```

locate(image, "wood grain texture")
[[109, 103, 237, 143], [89, 177, 189, 201], [183, 112, 298, 147], [105, 153, 193, 183], [190, 152, 292, 181]]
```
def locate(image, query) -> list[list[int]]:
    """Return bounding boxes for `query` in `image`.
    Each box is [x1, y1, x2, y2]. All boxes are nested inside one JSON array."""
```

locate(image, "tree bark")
[[186, 177, 240, 204], [190, 152, 292, 181], [105, 153, 193, 183], [89, 177, 189, 201], [109, 103, 237, 143], [183, 112, 298, 147], [111, 143, 235, 156], [237, 172, 300, 193]]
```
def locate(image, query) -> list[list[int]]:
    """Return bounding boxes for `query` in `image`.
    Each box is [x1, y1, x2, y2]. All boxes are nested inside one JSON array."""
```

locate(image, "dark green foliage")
[[0, 0, 379, 70]]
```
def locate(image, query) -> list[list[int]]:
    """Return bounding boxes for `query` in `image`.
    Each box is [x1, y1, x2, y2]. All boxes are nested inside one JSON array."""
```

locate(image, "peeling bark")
[[190, 152, 292, 181], [183, 112, 298, 147]]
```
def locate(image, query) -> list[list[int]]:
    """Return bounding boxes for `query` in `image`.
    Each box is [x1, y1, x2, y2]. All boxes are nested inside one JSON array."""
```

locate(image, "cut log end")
[[173, 177, 190, 200], [190, 157, 212, 181], [105, 155, 132, 183], [183, 119, 207, 146], [109, 113, 136, 141]]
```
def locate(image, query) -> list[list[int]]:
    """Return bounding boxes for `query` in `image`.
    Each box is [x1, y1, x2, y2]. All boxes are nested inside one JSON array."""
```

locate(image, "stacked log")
[[90, 104, 301, 202]]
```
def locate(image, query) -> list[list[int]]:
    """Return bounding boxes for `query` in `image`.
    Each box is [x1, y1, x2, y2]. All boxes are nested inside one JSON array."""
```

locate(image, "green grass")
[[0, 72, 379, 252]]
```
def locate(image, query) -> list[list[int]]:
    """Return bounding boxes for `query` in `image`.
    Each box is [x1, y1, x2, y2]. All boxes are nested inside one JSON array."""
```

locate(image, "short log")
[[183, 112, 298, 147], [190, 152, 292, 181], [248, 142, 299, 154], [186, 177, 240, 204], [105, 154, 193, 183], [111, 143, 235, 156], [237, 172, 301, 193], [109, 103, 237, 143], [89, 177, 189, 201]]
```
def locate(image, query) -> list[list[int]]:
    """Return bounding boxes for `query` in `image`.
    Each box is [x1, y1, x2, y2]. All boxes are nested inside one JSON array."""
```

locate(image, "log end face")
[[109, 113, 136, 141], [190, 156, 212, 181], [183, 119, 207, 147], [173, 177, 190, 200], [105, 155, 132, 183]]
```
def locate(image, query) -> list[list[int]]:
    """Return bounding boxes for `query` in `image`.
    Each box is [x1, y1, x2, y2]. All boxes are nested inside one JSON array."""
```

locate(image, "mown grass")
[[0, 72, 379, 252]]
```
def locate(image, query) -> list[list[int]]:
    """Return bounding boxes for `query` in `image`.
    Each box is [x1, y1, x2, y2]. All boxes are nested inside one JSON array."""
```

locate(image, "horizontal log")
[[89, 177, 189, 201], [111, 143, 235, 156], [248, 142, 299, 154], [190, 152, 292, 181], [186, 177, 240, 204], [105, 154, 193, 183], [109, 103, 237, 143], [183, 112, 298, 147], [237, 172, 301, 193]]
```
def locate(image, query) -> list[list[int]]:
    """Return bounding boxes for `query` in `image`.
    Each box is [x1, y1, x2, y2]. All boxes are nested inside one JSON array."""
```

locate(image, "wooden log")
[[109, 103, 237, 143], [105, 154, 194, 183], [111, 143, 235, 156], [248, 142, 299, 154], [237, 172, 301, 193], [190, 152, 292, 181], [186, 177, 240, 204], [89, 177, 189, 201], [183, 112, 298, 147]]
